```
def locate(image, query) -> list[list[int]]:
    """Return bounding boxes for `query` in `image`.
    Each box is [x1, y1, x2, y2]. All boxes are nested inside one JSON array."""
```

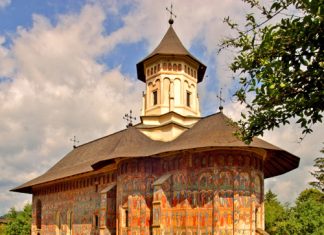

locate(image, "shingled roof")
[[136, 25, 207, 83], [12, 112, 300, 193]]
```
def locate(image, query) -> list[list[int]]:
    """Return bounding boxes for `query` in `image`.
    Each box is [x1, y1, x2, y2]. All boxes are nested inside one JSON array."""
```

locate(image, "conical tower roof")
[[137, 25, 207, 83], [149, 26, 191, 56]]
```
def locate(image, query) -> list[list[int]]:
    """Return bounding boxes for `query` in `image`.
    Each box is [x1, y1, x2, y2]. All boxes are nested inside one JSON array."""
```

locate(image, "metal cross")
[[70, 136, 79, 149], [216, 88, 225, 112], [166, 3, 176, 24], [123, 110, 136, 128]]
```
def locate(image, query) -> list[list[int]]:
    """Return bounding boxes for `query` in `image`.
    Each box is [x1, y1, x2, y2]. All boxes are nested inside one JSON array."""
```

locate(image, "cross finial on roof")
[[166, 3, 176, 25], [216, 88, 225, 112], [70, 136, 79, 149], [123, 110, 136, 128]]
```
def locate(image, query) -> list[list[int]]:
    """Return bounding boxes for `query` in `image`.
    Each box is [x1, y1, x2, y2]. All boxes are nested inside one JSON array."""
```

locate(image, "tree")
[[264, 148, 324, 234], [287, 188, 324, 234], [5, 203, 32, 235], [264, 190, 288, 233], [221, 0, 324, 143], [309, 147, 324, 192], [0, 215, 8, 234], [265, 189, 324, 235]]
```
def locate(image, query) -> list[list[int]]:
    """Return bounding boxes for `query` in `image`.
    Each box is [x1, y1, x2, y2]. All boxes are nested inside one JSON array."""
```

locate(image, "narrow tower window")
[[186, 91, 191, 107], [153, 90, 158, 105]]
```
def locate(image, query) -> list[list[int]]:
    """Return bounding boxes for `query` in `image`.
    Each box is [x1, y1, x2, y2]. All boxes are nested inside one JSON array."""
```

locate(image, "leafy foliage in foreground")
[[221, 0, 324, 143], [309, 147, 324, 192], [265, 188, 324, 235], [4, 203, 31, 235], [265, 151, 324, 234]]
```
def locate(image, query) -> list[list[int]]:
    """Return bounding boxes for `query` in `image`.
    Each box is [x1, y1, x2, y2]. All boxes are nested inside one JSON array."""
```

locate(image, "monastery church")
[[12, 15, 300, 235]]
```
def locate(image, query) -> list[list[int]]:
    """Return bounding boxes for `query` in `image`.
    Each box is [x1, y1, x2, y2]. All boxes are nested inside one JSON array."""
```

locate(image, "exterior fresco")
[[32, 150, 264, 235], [32, 172, 116, 235]]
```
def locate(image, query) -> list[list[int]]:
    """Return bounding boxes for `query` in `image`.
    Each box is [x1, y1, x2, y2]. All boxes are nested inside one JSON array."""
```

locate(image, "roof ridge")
[[75, 124, 139, 149]]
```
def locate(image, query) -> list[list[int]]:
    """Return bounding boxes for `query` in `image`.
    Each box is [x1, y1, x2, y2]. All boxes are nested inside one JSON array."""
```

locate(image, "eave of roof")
[[11, 112, 300, 194]]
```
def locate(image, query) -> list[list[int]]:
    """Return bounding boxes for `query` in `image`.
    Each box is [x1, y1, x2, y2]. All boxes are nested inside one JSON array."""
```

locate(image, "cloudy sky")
[[0, 0, 323, 215]]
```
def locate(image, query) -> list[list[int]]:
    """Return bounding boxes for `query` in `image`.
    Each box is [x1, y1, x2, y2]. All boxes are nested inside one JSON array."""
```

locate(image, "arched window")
[[36, 199, 42, 230]]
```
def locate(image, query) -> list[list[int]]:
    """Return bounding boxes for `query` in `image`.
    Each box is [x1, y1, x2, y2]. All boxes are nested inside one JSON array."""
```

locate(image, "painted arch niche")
[[254, 173, 263, 229], [66, 210, 73, 235], [55, 211, 62, 235]]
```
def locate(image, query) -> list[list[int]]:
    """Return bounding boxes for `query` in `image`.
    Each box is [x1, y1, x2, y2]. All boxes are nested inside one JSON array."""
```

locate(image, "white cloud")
[[262, 121, 324, 203], [0, 0, 10, 9], [0, 3, 143, 215]]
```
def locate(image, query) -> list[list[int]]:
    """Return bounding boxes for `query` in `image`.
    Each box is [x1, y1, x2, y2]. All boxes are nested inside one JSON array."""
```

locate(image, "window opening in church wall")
[[152, 90, 158, 106], [186, 91, 191, 107]]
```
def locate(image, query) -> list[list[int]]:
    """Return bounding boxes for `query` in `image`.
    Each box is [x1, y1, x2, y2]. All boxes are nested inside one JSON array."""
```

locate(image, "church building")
[[12, 15, 300, 235]]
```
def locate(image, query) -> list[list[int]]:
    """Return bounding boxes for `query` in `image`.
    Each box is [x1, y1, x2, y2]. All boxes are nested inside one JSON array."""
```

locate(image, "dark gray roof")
[[148, 26, 192, 56], [136, 26, 207, 83], [12, 112, 300, 193]]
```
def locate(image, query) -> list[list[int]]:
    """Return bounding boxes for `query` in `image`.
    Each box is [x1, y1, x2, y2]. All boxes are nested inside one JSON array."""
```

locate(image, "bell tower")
[[136, 18, 206, 141]]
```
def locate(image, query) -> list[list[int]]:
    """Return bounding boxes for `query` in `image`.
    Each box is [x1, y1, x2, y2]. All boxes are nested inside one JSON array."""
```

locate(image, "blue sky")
[[0, 0, 323, 215]]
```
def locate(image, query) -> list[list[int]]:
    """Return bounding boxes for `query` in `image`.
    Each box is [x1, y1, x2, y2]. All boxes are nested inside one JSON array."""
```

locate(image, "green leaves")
[[309, 148, 324, 192], [265, 152, 324, 234], [264, 190, 289, 234], [265, 189, 324, 234], [220, 0, 324, 143], [4, 203, 31, 235]]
